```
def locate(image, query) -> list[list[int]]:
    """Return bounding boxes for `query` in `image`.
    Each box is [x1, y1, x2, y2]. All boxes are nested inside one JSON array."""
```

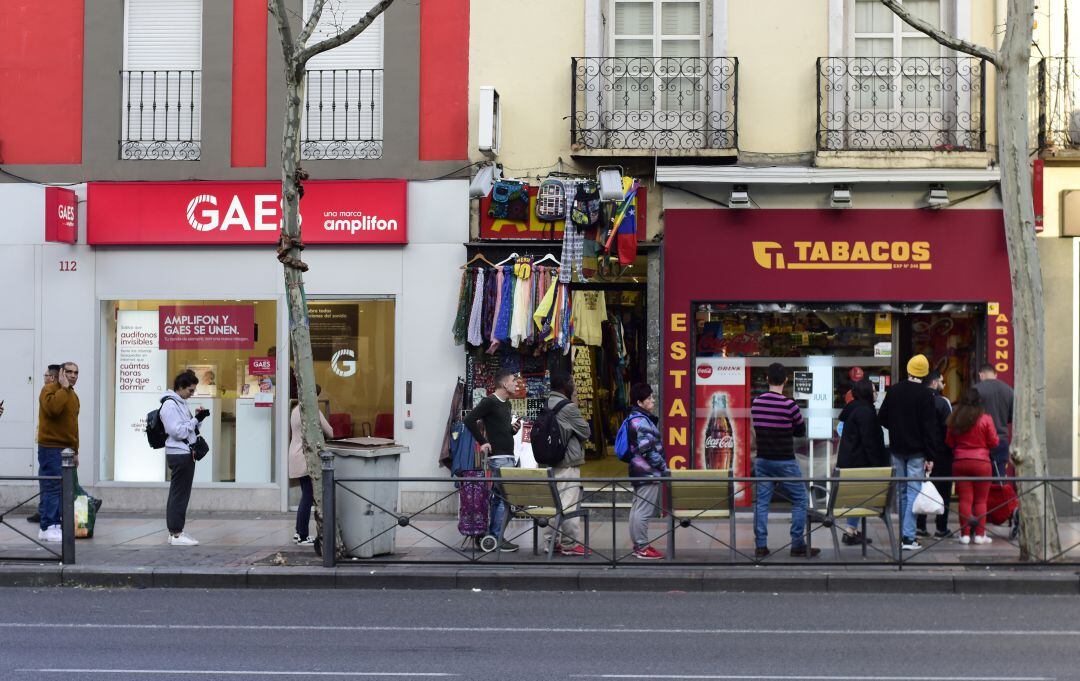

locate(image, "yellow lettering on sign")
[[912, 242, 931, 262], [669, 427, 687, 447], [996, 362, 1009, 373], [668, 455, 688, 471], [810, 242, 829, 262], [995, 350, 1009, 360], [670, 341, 686, 361], [794, 242, 812, 261], [891, 241, 910, 261], [831, 241, 850, 261], [668, 399, 687, 418], [670, 369, 687, 389], [996, 325, 1009, 335], [851, 242, 870, 261], [671, 314, 687, 332], [995, 338, 1008, 348], [995, 314, 1009, 323], [871, 242, 891, 261]]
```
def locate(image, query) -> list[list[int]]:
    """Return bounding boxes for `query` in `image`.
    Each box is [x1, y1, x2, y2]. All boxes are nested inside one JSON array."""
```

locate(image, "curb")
[[3, 564, 1079, 595]]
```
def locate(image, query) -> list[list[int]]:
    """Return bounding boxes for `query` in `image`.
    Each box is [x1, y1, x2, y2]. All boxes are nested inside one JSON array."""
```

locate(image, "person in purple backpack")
[[621, 383, 669, 560]]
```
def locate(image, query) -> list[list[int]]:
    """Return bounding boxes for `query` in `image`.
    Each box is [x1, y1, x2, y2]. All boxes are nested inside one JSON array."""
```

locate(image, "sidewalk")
[[2, 511, 1079, 594]]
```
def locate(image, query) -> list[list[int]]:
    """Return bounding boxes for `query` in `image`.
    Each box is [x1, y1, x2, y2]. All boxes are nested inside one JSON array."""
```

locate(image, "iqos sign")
[[331, 349, 357, 378]]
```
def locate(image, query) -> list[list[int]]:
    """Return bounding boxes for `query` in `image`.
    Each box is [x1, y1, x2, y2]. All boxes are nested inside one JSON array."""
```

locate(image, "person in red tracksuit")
[[945, 389, 1000, 545]]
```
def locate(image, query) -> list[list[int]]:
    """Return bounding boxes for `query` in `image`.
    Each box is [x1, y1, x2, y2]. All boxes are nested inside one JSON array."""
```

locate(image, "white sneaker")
[[959, 535, 971, 545], [973, 534, 993, 545], [168, 532, 199, 546], [37, 525, 62, 543], [292, 533, 315, 546]]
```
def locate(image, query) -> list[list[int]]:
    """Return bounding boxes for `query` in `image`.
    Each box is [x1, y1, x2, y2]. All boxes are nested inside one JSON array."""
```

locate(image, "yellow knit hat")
[[906, 354, 930, 379]]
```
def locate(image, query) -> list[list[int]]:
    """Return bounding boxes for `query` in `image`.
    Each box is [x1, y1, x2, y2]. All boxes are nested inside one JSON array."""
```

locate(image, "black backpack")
[[145, 397, 170, 449], [531, 399, 572, 466]]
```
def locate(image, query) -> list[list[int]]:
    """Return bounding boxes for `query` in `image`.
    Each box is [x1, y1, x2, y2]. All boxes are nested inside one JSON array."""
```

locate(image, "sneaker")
[[557, 544, 592, 557], [26, 512, 40, 524], [37, 525, 62, 543], [915, 528, 930, 538], [973, 534, 993, 545], [633, 546, 665, 560], [754, 547, 771, 558], [498, 539, 519, 553], [293, 533, 315, 546], [933, 529, 951, 539], [790, 546, 821, 558], [901, 538, 921, 551], [168, 532, 199, 546], [959, 535, 971, 545], [90, 497, 103, 514], [841, 532, 873, 546]]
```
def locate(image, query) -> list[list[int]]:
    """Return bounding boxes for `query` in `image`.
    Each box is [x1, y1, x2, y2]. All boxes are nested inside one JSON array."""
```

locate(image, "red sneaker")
[[558, 544, 592, 557], [633, 546, 666, 560]]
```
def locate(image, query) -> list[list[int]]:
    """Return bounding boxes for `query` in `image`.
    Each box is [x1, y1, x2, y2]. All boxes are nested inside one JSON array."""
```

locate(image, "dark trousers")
[[916, 460, 952, 533], [37, 446, 63, 530], [296, 475, 314, 539], [166, 453, 196, 535]]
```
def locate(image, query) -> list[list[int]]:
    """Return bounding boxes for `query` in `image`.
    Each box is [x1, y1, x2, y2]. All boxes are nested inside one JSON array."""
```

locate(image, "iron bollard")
[[321, 450, 336, 568], [61, 448, 76, 564]]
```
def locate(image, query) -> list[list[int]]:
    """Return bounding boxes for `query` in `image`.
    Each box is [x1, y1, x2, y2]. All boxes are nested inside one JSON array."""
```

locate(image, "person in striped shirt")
[[751, 363, 819, 558]]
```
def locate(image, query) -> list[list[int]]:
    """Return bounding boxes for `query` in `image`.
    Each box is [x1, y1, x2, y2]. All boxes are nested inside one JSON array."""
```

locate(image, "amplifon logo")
[[186, 194, 280, 232], [331, 349, 357, 378], [752, 241, 932, 271]]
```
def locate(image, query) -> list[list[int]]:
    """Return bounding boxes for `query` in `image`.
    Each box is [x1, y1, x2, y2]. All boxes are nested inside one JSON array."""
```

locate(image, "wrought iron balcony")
[[120, 70, 201, 160], [571, 56, 738, 152], [817, 57, 986, 152], [302, 68, 383, 160], [1038, 57, 1080, 151]]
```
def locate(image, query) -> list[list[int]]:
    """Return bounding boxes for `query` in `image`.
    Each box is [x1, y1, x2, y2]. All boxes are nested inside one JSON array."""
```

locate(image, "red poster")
[[479, 185, 647, 240], [87, 180, 407, 245], [159, 305, 255, 349], [248, 356, 276, 376], [694, 357, 752, 506], [45, 187, 78, 243]]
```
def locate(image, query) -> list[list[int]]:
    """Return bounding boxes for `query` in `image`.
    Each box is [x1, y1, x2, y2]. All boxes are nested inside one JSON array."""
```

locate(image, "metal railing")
[[302, 68, 383, 160], [817, 56, 987, 152], [318, 468, 1078, 569], [0, 449, 76, 564], [1038, 57, 1080, 150], [119, 70, 202, 160], [571, 56, 738, 151]]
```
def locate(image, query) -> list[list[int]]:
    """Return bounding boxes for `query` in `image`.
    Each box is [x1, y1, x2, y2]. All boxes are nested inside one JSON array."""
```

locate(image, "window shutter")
[[125, 0, 202, 69]]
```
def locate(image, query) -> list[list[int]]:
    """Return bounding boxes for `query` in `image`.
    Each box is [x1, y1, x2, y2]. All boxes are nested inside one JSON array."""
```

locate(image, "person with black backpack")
[[160, 370, 209, 546], [538, 372, 592, 556]]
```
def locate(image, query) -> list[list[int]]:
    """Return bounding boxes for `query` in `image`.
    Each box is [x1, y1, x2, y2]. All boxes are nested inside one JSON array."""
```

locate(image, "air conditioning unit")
[[478, 86, 501, 156]]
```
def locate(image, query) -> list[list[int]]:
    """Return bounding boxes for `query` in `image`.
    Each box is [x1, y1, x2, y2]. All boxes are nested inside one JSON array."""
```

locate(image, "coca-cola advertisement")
[[694, 357, 752, 506]]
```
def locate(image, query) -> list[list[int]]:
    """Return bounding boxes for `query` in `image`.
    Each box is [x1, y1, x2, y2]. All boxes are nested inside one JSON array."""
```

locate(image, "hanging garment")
[[487, 267, 506, 351], [572, 290, 606, 346], [493, 265, 516, 343], [466, 268, 486, 347], [560, 180, 585, 283], [509, 270, 533, 348], [452, 269, 474, 346], [533, 277, 558, 341], [481, 267, 498, 342], [560, 286, 574, 352]]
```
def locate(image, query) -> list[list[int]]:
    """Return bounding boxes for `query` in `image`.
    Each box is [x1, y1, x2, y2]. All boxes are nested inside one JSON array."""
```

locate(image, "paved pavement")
[[1, 587, 1078, 680]]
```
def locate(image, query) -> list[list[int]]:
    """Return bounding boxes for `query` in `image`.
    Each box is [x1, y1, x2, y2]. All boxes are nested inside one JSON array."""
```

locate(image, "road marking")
[[21, 671, 457, 678], [571, 676, 1055, 681], [0, 623, 1076, 637]]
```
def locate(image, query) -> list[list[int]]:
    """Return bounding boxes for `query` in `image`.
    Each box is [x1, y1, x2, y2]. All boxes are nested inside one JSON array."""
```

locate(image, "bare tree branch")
[[880, 0, 1000, 66], [268, 0, 298, 68], [299, 0, 395, 66], [297, 0, 328, 47]]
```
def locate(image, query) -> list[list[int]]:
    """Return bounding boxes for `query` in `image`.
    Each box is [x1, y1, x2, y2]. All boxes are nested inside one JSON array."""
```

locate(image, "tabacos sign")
[[87, 180, 408, 245], [752, 240, 932, 271]]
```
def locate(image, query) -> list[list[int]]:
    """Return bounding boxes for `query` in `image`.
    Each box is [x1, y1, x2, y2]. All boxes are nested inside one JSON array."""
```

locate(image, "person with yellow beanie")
[[878, 354, 944, 551]]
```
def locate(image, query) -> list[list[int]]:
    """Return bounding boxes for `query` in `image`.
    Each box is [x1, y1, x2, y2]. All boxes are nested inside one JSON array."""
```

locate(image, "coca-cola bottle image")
[[703, 393, 735, 470]]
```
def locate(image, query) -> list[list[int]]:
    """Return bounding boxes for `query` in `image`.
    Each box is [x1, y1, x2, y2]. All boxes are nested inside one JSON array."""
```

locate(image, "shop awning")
[[655, 166, 1000, 185]]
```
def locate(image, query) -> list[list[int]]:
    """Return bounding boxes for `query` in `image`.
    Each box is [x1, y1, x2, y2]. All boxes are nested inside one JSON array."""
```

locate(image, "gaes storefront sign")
[[159, 305, 255, 350], [86, 180, 407, 245]]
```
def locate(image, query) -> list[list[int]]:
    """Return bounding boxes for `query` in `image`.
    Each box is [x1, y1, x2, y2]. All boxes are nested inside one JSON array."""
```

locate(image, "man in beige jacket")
[[545, 372, 592, 556]]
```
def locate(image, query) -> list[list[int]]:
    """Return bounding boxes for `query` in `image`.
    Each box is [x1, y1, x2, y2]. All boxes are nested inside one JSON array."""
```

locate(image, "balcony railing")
[[302, 68, 383, 160], [571, 56, 738, 152], [817, 56, 986, 152], [120, 70, 201, 161], [1038, 57, 1080, 151]]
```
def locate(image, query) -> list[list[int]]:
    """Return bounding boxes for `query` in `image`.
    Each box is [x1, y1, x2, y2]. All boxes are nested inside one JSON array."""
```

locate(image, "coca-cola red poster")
[[694, 357, 752, 506]]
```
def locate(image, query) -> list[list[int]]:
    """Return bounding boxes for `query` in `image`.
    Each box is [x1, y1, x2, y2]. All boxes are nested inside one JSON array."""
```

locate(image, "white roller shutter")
[[121, 0, 202, 155], [302, 0, 384, 156]]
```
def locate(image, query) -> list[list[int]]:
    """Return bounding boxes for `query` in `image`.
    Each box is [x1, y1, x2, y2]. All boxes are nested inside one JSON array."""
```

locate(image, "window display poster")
[[255, 377, 275, 407], [694, 357, 752, 506], [159, 304, 255, 350], [308, 304, 358, 361], [188, 364, 218, 397], [114, 310, 168, 482], [806, 356, 835, 440]]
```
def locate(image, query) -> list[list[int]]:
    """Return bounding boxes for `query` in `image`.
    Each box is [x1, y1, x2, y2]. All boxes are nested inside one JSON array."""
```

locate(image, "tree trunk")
[[279, 63, 337, 552], [996, 0, 1061, 560]]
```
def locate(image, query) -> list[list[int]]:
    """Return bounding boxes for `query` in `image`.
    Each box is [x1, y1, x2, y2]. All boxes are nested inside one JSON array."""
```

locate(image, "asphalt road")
[[0, 587, 1077, 681]]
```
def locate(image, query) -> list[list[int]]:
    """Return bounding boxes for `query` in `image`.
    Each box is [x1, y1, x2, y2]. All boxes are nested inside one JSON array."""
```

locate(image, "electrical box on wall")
[[478, 86, 501, 156]]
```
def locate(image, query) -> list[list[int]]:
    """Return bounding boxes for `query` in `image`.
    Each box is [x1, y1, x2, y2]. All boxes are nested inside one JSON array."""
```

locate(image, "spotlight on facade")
[[469, 163, 500, 199], [830, 184, 853, 209], [597, 166, 625, 201], [729, 184, 751, 208], [928, 184, 950, 207]]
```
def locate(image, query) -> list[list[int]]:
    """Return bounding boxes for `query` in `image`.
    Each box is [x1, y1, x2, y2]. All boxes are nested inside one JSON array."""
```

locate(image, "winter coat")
[[878, 380, 942, 461], [289, 405, 335, 479], [946, 413, 1000, 464], [159, 390, 199, 456], [624, 407, 668, 480], [836, 400, 888, 469]]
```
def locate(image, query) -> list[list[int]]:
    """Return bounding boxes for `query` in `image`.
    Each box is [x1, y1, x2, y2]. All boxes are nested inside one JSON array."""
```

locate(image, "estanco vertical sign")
[[662, 209, 1014, 470], [86, 180, 407, 245]]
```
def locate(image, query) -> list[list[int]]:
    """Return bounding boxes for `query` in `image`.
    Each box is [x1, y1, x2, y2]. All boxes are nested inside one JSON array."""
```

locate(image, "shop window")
[[103, 299, 277, 484], [304, 300, 395, 440]]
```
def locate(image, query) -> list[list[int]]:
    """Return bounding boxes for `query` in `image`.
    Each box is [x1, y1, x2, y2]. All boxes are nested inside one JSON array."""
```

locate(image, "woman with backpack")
[[835, 378, 888, 546], [946, 388, 1000, 545], [161, 370, 209, 546], [621, 383, 669, 560]]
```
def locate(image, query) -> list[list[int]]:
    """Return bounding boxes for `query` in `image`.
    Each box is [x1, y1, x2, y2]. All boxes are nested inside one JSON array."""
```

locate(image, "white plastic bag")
[[911, 475, 945, 516]]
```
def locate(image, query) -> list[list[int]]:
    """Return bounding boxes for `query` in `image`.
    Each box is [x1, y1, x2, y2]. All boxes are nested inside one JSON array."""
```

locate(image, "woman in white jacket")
[[160, 370, 208, 546], [289, 384, 334, 544]]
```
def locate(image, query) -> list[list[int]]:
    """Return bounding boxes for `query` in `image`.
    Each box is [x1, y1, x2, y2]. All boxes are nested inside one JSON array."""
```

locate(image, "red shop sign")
[[159, 305, 255, 350], [45, 187, 78, 244], [248, 356, 276, 376], [87, 180, 407, 245], [479, 185, 647, 240]]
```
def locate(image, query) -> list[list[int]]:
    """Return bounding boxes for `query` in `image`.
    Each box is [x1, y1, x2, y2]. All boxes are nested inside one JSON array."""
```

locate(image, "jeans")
[[296, 475, 314, 539], [990, 439, 1010, 470], [166, 452, 196, 535], [37, 446, 63, 531], [892, 454, 925, 541], [753, 458, 808, 550], [953, 459, 992, 537], [487, 455, 517, 537]]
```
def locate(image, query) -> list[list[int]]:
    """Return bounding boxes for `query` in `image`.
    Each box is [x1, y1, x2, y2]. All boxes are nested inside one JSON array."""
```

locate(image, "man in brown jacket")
[[36, 362, 80, 542]]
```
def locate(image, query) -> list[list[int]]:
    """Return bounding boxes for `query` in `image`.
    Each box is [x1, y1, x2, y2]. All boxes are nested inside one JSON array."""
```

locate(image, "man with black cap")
[[916, 369, 953, 538], [878, 354, 941, 551]]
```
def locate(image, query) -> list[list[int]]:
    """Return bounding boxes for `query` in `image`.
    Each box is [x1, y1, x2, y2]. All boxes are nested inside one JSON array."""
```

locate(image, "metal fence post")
[[321, 450, 336, 568], [61, 448, 76, 565]]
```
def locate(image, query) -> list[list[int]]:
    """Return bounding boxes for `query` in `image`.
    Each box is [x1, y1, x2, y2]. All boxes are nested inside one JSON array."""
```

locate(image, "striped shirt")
[[751, 390, 806, 460]]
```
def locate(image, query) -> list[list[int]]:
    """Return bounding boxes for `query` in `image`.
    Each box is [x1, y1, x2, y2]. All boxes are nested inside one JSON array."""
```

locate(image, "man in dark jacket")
[[464, 369, 521, 552], [877, 355, 940, 551], [545, 372, 591, 556], [916, 370, 953, 538]]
